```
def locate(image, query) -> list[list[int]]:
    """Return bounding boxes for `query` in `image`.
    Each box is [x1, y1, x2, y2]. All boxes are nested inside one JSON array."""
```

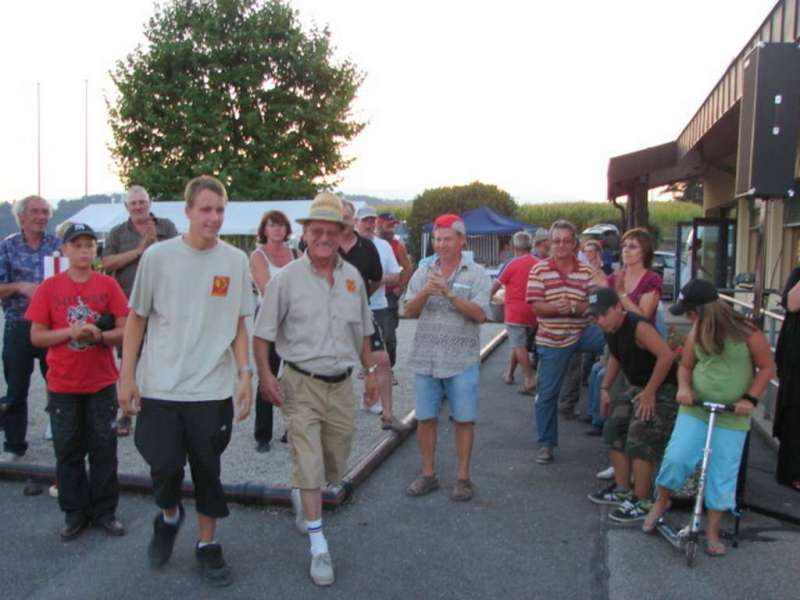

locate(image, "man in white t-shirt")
[[355, 205, 404, 431], [119, 176, 253, 587]]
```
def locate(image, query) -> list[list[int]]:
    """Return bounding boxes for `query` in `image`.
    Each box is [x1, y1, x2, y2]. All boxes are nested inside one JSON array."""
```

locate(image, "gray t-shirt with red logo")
[[129, 236, 253, 401]]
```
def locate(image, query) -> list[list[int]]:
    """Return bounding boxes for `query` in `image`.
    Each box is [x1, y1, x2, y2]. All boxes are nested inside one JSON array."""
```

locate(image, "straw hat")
[[297, 192, 344, 225]]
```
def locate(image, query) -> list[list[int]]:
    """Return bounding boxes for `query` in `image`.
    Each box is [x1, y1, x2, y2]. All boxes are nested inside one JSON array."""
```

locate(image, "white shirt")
[[369, 237, 401, 310]]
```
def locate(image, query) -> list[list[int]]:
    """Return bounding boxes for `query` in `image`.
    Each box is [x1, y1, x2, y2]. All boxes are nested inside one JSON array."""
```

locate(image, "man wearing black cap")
[[25, 223, 129, 540], [585, 287, 678, 523], [377, 212, 413, 369]]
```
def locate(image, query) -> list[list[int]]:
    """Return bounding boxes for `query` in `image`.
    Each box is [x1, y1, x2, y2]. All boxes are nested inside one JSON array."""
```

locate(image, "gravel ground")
[[0, 313, 503, 488]]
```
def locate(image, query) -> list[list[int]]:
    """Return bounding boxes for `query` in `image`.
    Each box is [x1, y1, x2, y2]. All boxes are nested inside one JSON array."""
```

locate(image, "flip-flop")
[[704, 541, 728, 557], [518, 385, 535, 396]]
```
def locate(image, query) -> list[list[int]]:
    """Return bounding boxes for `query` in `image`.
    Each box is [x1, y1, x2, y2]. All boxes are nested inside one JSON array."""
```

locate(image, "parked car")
[[652, 250, 676, 300]]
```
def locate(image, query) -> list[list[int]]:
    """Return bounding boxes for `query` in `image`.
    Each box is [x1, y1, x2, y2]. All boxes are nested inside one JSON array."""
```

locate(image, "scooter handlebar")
[[690, 400, 736, 413]]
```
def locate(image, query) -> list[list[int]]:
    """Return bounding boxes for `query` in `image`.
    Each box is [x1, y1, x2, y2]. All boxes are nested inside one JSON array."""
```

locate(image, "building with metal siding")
[[607, 0, 800, 299]]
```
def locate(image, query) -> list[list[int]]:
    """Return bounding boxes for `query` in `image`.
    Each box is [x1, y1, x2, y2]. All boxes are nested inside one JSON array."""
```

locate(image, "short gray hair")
[[549, 219, 577, 241], [12, 195, 51, 227], [512, 230, 532, 249], [341, 199, 356, 216], [126, 185, 150, 205]]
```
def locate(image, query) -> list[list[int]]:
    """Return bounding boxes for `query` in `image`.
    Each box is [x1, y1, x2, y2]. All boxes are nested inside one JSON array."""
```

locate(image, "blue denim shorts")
[[414, 362, 480, 423]]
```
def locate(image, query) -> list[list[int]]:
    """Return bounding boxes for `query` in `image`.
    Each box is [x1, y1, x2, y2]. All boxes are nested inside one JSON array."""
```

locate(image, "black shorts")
[[370, 315, 386, 352], [135, 397, 233, 518]]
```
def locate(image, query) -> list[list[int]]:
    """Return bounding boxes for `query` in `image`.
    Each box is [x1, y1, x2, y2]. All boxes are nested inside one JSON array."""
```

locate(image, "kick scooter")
[[654, 401, 735, 567]]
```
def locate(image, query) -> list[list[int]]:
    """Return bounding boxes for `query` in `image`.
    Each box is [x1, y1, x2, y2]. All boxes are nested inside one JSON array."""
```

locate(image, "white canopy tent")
[[59, 200, 365, 240]]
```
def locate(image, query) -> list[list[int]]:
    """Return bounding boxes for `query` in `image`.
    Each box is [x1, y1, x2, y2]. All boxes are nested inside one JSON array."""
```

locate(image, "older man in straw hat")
[[253, 192, 377, 587]]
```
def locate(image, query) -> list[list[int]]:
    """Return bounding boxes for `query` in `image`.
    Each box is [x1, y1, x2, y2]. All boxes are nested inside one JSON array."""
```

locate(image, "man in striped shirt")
[[526, 220, 604, 464]]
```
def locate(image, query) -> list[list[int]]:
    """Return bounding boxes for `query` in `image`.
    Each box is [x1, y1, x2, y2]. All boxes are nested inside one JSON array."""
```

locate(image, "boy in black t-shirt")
[[585, 288, 678, 523]]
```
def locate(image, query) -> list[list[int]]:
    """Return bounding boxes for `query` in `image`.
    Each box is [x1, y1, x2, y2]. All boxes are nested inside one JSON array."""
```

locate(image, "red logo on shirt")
[[212, 276, 230, 297], [346, 279, 357, 294]]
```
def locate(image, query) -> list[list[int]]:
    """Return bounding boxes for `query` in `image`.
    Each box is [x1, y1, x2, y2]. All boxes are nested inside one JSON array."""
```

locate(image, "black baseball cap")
[[669, 279, 718, 315], [62, 223, 98, 244], [586, 287, 621, 316]]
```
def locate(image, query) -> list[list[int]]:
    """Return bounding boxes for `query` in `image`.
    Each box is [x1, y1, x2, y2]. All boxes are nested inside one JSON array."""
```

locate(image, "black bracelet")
[[741, 393, 759, 406]]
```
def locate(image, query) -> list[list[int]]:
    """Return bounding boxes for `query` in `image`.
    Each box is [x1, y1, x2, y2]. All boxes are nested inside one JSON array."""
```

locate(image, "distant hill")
[[339, 193, 411, 207]]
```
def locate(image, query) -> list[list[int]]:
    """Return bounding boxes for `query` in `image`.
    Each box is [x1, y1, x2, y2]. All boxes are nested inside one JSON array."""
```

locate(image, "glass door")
[[691, 218, 736, 290]]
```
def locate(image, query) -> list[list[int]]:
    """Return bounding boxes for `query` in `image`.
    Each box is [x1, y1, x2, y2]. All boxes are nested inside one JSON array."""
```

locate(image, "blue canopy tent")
[[421, 206, 539, 268]]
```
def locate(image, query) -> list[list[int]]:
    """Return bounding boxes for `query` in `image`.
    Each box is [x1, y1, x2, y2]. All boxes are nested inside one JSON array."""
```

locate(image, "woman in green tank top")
[[643, 280, 775, 557]]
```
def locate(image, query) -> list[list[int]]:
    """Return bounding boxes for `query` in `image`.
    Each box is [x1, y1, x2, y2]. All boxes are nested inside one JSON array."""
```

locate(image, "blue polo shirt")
[[0, 232, 62, 322]]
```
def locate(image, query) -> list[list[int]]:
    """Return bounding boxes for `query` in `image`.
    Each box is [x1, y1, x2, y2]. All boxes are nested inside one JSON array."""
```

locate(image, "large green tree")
[[108, 0, 365, 199], [407, 181, 517, 261]]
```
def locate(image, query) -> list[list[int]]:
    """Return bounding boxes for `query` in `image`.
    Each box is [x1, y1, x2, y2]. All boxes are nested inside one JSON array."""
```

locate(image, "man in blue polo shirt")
[[0, 195, 61, 461]]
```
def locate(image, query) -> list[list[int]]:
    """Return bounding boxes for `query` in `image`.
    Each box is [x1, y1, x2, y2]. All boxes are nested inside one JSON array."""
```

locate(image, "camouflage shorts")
[[602, 383, 677, 463]]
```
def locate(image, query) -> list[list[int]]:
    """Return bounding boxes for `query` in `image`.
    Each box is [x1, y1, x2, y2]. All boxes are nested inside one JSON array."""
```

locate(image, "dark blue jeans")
[[49, 385, 119, 526], [534, 325, 605, 448], [2, 320, 47, 455]]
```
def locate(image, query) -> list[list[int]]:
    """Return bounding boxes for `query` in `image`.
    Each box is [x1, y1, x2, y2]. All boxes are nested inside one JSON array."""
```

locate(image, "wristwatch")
[[362, 364, 378, 375], [238, 365, 254, 377]]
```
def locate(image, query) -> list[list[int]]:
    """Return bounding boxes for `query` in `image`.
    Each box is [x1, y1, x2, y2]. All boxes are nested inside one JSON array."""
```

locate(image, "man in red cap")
[[403, 214, 491, 502], [376, 212, 413, 373]]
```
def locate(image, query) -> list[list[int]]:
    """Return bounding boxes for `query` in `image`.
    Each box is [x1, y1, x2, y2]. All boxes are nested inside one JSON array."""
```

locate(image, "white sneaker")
[[596, 466, 615, 480], [360, 397, 383, 415], [2, 452, 24, 463], [309, 552, 334, 586], [49, 484, 59, 498], [290, 488, 307, 534], [45, 423, 53, 441]]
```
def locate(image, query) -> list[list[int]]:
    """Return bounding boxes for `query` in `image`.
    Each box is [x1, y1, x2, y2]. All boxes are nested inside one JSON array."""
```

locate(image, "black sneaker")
[[608, 498, 652, 523], [196, 543, 233, 587], [97, 517, 126, 537], [587, 484, 632, 506], [148, 503, 184, 568]]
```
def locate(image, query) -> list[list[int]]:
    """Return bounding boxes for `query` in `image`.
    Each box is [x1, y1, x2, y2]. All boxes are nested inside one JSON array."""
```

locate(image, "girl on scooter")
[[643, 279, 775, 557]]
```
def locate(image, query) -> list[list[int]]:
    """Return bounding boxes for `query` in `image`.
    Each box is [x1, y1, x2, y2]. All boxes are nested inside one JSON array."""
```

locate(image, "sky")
[[0, 0, 779, 204]]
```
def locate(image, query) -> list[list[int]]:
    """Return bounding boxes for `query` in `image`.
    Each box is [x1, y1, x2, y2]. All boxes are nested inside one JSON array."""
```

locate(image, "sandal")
[[704, 540, 728, 557], [380, 416, 407, 433], [502, 372, 514, 385], [518, 384, 536, 396], [450, 479, 474, 502], [641, 500, 671, 533], [406, 475, 439, 497]]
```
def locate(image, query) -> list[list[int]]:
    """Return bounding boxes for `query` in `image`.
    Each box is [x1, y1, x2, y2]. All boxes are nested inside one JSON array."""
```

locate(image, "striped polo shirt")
[[526, 257, 595, 348]]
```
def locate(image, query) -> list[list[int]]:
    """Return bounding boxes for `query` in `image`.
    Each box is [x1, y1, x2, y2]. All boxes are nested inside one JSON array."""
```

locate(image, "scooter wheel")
[[685, 540, 697, 567]]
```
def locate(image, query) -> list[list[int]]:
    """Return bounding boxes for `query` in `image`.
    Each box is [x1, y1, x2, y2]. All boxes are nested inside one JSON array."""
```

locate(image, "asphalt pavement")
[[2, 345, 799, 599]]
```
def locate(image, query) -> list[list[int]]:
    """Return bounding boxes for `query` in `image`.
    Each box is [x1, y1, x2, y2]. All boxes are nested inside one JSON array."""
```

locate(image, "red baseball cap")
[[433, 214, 466, 235]]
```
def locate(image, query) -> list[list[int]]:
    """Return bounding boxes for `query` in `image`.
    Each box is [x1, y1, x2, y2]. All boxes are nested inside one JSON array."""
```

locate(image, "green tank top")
[[679, 338, 753, 431]]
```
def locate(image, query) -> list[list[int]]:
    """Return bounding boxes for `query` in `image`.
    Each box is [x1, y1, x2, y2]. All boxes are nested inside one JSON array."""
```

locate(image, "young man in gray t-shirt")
[[119, 176, 253, 587]]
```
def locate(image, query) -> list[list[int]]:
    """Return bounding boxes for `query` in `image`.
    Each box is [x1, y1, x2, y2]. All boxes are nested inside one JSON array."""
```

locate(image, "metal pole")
[[752, 198, 770, 327], [37, 82, 41, 196], [84, 79, 88, 198]]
